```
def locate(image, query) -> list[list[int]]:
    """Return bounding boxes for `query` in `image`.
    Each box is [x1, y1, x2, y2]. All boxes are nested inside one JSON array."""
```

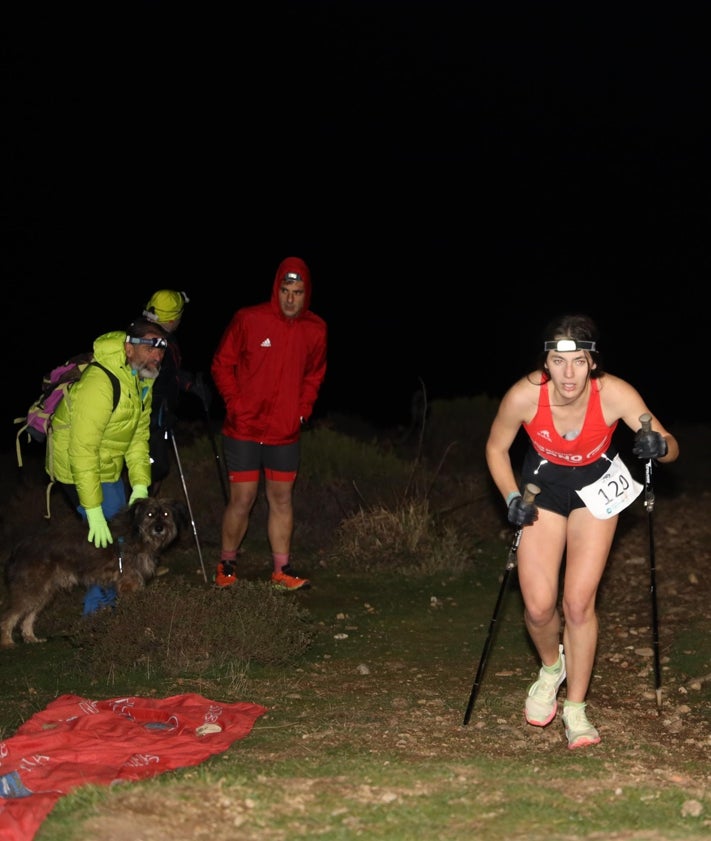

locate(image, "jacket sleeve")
[[124, 382, 154, 489], [211, 312, 242, 410], [299, 322, 328, 422]]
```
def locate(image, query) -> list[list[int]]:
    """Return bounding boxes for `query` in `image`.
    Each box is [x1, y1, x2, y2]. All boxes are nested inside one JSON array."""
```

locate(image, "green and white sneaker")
[[562, 702, 600, 749], [524, 644, 566, 726]]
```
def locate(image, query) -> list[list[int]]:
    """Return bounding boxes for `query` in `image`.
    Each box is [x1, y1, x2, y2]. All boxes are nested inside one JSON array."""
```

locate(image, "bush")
[[329, 499, 473, 575], [66, 579, 316, 679]]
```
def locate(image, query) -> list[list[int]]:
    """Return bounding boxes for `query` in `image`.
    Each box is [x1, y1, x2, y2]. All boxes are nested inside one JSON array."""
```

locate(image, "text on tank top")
[[523, 378, 618, 466]]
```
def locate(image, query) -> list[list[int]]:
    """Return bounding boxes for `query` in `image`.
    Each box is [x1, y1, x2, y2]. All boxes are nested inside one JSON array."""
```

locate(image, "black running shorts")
[[520, 445, 619, 517]]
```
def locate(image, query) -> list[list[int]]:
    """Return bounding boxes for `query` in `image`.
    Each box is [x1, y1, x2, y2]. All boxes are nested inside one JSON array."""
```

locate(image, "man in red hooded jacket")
[[210, 256, 327, 589]]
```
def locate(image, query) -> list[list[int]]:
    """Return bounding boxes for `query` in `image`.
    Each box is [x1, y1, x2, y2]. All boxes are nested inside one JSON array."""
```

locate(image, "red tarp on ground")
[[0, 692, 267, 841]]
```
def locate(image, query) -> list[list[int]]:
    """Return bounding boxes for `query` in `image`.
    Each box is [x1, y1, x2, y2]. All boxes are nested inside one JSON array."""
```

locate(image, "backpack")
[[14, 352, 120, 468]]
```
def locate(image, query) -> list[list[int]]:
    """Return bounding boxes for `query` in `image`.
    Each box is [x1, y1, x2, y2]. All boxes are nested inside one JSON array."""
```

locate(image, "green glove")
[[86, 506, 113, 549], [129, 484, 149, 506]]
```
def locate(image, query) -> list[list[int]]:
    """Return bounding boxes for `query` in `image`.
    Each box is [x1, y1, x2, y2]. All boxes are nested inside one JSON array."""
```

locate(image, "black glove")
[[632, 430, 668, 460], [507, 494, 538, 527], [191, 372, 213, 413]]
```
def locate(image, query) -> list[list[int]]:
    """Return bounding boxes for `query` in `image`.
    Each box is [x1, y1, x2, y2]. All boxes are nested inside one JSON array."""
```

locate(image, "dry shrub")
[[330, 499, 472, 574], [67, 578, 316, 679]]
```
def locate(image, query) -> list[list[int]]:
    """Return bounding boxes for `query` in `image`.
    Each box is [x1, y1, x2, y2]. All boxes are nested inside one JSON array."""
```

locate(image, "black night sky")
[[4, 3, 709, 438]]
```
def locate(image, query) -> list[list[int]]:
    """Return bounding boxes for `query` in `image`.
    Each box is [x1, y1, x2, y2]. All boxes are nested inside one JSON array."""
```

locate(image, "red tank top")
[[523, 378, 617, 466]]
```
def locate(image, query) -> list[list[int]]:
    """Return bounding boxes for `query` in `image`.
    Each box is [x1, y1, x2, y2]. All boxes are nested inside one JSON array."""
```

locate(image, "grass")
[[2, 409, 710, 839], [19, 559, 710, 840]]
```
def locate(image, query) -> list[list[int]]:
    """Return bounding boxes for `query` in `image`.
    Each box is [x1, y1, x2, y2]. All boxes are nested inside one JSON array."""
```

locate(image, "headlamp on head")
[[127, 336, 168, 350], [283, 272, 303, 284], [544, 339, 597, 353]]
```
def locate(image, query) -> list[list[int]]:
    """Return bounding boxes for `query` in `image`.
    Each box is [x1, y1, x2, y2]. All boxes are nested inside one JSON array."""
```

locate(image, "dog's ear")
[[131, 498, 147, 514], [129, 498, 148, 534]]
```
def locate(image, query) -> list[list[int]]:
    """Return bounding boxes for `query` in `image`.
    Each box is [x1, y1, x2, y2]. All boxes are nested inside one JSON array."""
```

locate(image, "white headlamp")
[[544, 339, 597, 352]]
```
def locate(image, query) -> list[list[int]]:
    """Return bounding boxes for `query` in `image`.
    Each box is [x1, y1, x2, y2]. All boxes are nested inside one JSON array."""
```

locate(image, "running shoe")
[[524, 644, 566, 726], [214, 561, 237, 588], [562, 702, 601, 749], [271, 565, 310, 591]]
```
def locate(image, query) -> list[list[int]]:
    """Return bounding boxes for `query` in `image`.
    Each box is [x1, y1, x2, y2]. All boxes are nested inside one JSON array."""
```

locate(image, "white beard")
[[137, 363, 161, 380]]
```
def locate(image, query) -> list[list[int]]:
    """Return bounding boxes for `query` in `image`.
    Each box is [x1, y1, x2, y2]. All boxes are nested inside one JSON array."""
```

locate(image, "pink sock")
[[221, 550, 237, 563], [272, 553, 289, 573]]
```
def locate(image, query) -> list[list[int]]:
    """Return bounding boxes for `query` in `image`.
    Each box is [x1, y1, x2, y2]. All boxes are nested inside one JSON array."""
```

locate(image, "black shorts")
[[222, 437, 300, 483], [520, 445, 619, 517]]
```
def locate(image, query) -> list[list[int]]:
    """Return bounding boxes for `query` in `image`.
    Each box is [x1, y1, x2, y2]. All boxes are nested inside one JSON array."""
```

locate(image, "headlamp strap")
[[126, 336, 168, 349], [544, 339, 597, 352]]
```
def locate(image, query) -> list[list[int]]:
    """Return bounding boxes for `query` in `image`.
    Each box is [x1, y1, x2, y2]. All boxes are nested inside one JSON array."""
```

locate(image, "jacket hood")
[[270, 256, 312, 316], [92, 330, 131, 372]]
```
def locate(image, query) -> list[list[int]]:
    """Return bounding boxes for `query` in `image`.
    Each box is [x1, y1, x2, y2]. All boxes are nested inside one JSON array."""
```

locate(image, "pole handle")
[[522, 483, 541, 504], [639, 412, 652, 433]]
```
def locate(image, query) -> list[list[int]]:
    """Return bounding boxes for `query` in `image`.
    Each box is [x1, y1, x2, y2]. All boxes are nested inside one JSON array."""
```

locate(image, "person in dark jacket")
[[210, 256, 327, 590], [141, 290, 211, 495]]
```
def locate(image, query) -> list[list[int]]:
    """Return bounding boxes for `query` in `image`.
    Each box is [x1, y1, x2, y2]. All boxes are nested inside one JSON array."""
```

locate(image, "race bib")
[[575, 454, 643, 519]]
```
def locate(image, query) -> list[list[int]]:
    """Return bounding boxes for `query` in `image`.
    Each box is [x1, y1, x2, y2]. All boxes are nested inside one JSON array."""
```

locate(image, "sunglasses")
[[126, 336, 168, 349]]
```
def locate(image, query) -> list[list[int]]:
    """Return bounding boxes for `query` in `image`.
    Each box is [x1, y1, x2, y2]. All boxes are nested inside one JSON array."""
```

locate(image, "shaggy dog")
[[0, 497, 187, 647]]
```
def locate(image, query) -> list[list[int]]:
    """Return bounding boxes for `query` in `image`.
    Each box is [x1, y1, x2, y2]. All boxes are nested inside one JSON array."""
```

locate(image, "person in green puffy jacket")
[[47, 317, 169, 613]]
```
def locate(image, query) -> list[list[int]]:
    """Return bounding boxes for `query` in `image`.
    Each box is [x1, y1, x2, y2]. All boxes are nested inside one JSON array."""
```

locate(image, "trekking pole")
[[168, 428, 208, 583], [463, 483, 541, 725], [205, 412, 229, 505], [195, 372, 230, 504], [639, 412, 662, 711]]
